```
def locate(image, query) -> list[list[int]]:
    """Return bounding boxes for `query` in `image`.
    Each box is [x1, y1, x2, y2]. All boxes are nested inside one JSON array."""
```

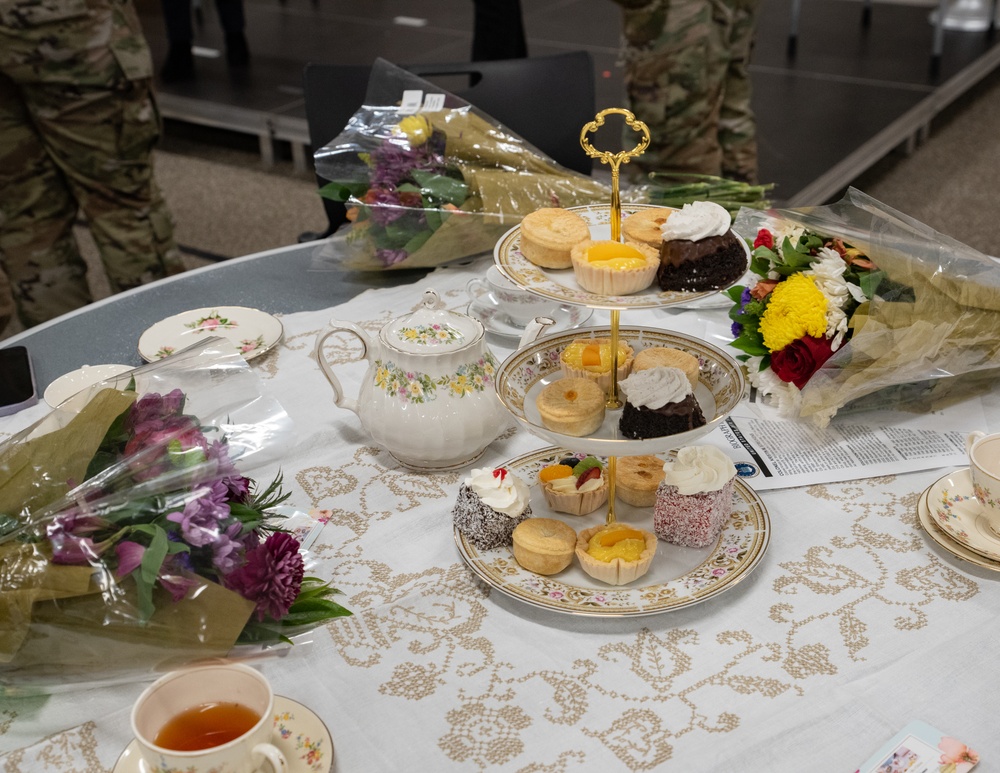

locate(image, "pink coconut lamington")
[[653, 446, 737, 548]]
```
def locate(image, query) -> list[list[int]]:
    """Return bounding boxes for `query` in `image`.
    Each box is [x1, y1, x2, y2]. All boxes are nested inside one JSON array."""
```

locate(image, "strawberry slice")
[[576, 466, 601, 489]]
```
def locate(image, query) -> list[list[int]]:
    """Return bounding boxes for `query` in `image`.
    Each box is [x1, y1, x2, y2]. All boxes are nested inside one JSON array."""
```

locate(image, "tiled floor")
[[135, 0, 1000, 204]]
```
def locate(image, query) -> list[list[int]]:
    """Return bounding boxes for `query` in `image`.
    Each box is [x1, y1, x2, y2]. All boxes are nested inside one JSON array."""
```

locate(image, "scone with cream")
[[570, 239, 659, 296], [536, 377, 605, 437], [519, 208, 591, 269], [575, 523, 657, 585]]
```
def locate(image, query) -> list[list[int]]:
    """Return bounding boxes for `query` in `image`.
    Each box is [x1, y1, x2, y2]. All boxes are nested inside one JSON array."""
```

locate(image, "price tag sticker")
[[422, 93, 446, 112], [399, 90, 423, 115]]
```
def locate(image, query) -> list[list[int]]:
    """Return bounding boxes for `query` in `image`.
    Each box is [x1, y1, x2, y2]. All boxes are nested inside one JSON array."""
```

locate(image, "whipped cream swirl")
[[548, 472, 603, 494], [465, 467, 530, 517], [618, 367, 691, 410], [662, 446, 737, 495], [661, 201, 731, 241]]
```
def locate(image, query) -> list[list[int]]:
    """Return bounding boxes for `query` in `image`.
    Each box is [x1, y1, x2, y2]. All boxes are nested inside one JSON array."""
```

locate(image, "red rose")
[[770, 336, 835, 389], [753, 228, 774, 250]]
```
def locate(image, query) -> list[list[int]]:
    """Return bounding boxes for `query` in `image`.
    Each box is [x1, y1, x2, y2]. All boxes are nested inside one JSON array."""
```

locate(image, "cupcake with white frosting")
[[617, 366, 706, 439], [656, 201, 747, 293], [652, 446, 737, 547], [453, 466, 532, 550]]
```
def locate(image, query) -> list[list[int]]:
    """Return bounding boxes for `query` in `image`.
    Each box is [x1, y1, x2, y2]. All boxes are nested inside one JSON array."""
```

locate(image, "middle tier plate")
[[493, 203, 751, 310], [496, 326, 747, 456]]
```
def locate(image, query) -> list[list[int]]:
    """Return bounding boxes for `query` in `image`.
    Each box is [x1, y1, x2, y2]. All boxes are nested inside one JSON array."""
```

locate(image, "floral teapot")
[[315, 289, 552, 471]]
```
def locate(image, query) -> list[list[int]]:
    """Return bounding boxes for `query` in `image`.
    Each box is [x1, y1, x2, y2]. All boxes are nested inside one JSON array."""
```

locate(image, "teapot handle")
[[315, 319, 372, 416]]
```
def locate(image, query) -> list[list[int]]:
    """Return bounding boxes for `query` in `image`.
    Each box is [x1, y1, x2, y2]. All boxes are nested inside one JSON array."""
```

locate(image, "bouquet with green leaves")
[[0, 341, 350, 693]]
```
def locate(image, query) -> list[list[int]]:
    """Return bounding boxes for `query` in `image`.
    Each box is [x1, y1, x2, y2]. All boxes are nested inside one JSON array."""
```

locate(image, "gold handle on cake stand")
[[579, 109, 651, 526]]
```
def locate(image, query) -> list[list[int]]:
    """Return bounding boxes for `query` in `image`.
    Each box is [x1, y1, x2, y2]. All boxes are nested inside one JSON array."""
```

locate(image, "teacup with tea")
[[130, 662, 287, 773], [968, 430, 1000, 537], [467, 265, 557, 328]]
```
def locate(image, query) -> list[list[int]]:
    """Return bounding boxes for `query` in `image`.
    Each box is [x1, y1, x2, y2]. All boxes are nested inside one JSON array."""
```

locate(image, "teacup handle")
[[253, 741, 288, 772], [967, 430, 987, 455], [466, 277, 488, 302], [315, 319, 371, 417]]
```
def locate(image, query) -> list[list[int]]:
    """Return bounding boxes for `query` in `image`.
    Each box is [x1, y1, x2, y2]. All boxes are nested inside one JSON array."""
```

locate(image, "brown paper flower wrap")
[[731, 188, 1000, 426], [0, 341, 350, 694]]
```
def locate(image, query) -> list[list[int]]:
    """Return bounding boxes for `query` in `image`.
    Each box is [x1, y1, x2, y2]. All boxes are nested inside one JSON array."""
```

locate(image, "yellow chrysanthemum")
[[397, 114, 432, 146], [759, 273, 828, 352]]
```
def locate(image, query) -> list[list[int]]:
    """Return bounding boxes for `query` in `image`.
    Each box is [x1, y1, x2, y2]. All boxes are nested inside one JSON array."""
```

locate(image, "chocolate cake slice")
[[619, 393, 706, 439], [657, 232, 747, 292]]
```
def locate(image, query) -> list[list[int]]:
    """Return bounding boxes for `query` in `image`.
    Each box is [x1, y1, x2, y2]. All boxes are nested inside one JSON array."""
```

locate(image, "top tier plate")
[[493, 203, 750, 310]]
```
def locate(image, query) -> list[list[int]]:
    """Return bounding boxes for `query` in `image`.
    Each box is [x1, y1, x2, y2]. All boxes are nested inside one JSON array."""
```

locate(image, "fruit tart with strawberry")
[[538, 456, 608, 516]]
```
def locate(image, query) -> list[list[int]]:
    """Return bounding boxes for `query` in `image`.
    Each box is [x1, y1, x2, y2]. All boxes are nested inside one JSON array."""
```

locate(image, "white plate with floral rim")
[[495, 325, 747, 457], [138, 306, 283, 362], [113, 696, 333, 773], [917, 484, 1000, 572], [454, 447, 769, 617], [493, 204, 751, 310], [925, 467, 1000, 562]]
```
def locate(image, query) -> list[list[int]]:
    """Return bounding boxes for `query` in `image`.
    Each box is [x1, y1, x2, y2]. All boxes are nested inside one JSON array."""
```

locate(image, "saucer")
[[918, 484, 1000, 572], [138, 306, 283, 363], [113, 696, 333, 773], [43, 363, 134, 407], [467, 298, 592, 341], [925, 467, 1000, 562]]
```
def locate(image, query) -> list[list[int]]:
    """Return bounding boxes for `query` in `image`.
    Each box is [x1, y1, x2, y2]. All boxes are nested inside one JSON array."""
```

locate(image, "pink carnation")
[[224, 532, 304, 621]]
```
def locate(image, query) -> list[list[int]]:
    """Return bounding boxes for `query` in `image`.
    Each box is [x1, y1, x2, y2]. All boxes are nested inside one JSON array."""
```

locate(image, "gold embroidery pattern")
[[1, 721, 101, 773]]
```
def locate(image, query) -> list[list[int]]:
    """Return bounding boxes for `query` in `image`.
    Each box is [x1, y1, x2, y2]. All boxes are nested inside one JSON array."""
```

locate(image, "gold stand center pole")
[[579, 109, 650, 529]]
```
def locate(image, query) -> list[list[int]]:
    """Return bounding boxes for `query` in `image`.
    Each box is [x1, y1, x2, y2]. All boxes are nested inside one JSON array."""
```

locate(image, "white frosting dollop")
[[661, 201, 731, 241], [465, 467, 531, 517], [662, 446, 737, 495], [618, 367, 691, 410]]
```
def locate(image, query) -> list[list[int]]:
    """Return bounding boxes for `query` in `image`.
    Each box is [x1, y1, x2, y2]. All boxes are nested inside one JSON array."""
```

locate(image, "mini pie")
[[512, 518, 577, 575], [632, 347, 700, 390], [570, 239, 659, 295], [536, 377, 605, 437], [615, 455, 666, 508], [519, 208, 591, 269], [575, 523, 657, 586], [559, 337, 634, 393], [622, 207, 673, 249]]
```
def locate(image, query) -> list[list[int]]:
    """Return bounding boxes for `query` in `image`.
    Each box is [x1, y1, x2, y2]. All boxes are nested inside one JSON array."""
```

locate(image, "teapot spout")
[[518, 316, 555, 348]]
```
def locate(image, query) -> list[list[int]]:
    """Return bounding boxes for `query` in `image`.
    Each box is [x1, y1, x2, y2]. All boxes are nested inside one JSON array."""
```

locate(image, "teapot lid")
[[382, 289, 482, 353]]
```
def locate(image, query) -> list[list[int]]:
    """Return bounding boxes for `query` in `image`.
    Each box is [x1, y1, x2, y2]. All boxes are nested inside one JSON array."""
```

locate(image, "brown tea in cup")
[[154, 701, 261, 751]]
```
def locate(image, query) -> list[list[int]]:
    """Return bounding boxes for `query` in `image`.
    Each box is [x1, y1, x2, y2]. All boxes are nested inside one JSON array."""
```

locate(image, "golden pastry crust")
[[520, 208, 591, 269], [512, 518, 578, 575], [543, 478, 609, 516], [536, 377, 606, 437], [632, 347, 700, 389], [622, 208, 673, 249], [570, 239, 659, 295], [615, 455, 665, 508], [575, 524, 657, 586], [559, 338, 634, 393]]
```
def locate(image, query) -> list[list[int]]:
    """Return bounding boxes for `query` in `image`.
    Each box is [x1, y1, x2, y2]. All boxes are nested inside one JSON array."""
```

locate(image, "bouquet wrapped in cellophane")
[[728, 188, 1000, 426], [0, 341, 350, 694], [311, 59, 772, 271]]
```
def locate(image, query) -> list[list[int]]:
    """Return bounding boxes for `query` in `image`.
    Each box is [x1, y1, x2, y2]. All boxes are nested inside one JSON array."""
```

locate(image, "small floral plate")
[[925, 467, 1000, 562], [917, 483, 1000, 572], [43, 363, 134, 408], [454, 447, 770, 617], [138, 306, 283, 363], [113, 696, 333, 772], [493, 203, 751, 311]]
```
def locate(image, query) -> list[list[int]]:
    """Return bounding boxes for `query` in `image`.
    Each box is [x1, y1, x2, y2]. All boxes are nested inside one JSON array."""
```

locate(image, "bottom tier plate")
[[454, 447, 770, 617]]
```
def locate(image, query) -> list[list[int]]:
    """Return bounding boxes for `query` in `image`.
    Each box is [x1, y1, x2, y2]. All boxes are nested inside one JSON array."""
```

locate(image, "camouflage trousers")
[[0, 0, 180, 328], [618, 0, 760, 183]]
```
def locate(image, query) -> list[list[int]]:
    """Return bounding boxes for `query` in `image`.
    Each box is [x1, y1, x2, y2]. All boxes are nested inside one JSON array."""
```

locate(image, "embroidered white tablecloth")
[[2, 262, 999, 772]]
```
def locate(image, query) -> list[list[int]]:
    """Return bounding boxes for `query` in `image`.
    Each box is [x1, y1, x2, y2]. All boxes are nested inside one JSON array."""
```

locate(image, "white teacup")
[[467, 265, 556, 327], [967, 431, 1000, 537], [131, 663, 287, 773]]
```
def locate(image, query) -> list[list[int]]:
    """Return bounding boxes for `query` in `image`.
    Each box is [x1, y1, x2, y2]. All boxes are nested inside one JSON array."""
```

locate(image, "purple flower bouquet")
[[0, 341, 350, 692]]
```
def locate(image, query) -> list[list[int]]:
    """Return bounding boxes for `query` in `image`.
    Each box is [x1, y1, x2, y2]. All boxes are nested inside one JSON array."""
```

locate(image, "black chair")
[[298, 52, 596, 241]]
